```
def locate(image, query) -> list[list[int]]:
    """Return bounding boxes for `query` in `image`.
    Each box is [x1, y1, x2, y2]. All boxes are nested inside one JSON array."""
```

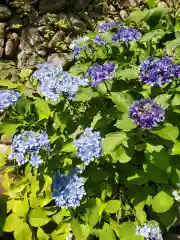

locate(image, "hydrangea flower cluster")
[[33, 62, 89, 101], [70, 36, 90, 59], [136, 223, 163, 240], [99, 21, 123, 33], [172, 189, 180, 201], [51, 169, 86, 208], [87, 62, 115, 87], [33, 62, 62, 82], [112, 27, 141, 43], [0, 90, 20, 112], [94, 35, 105, 45], [139, 56, 179, 86], [9, 130, 50, 168], [74, 128, 103, 165], [129, 99, 165, 130]]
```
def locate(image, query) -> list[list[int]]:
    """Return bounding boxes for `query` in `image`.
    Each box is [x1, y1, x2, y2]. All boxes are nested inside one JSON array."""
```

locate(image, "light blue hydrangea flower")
[[136, 223, 163, 240], [51, 169, 86, 208], [66, 232, 73, 240], [0, 90, 20, 112], [74, 128, 103, 165], [9, 130, 50, 168]]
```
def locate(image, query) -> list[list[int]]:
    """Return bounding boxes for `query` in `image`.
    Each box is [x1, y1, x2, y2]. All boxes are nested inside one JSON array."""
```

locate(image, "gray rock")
[[47, 52, 72, 69], [78, 12, 95, 29], [25, 27, 43, 46], [17, 40, 42, 69], [0, 39, 4, 58], [5, 32, 19, 59], [8, 15, 23, 32], [127, 0, 140, 6], [39, 0, 66, 14], [0, 22, 6, 38], [68, 14, 86, 34], [108, 5, 116, 13], [164, 233, 180, 240], [158, 1, 168, 7], [0, 5, 11, 21], [35, 45, 47, 57], [48, 31, 65, 48], [119, 10, 128, 19]]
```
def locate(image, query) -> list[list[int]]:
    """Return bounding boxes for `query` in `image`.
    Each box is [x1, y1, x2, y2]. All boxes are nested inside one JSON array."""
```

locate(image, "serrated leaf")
[[14, 222, 32, 240], [154, 94, 171, 109], [37, 227, 49, 240], [28, 208, 50, 227], [106, 200, 121, 213], [115, 66, 139, 80], [140, 29, 165, 42], [102, 132, 127, 154], [111, 92, 133, 113], [152, 191, 174, 213], [99, 223, 116, 240], [34, 99, 51, 120], [152, 123, 179, 142]]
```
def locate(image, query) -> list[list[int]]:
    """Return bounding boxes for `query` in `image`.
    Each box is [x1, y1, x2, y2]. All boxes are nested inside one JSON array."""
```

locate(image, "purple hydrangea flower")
[[174, 65, 180, 78], [70, 36, 90, 59], [129, 99, 165, 130], [139, 56, 179, 86], [112, 27, 141, 43], [87, 62, 115, 87], [9, 130, 50, 167], [99, 21, 123, 33], [136, 223, 163, 240], [0, 90, 20, 112], [94, 35, 105, 45], [74, 128, 103, 165], [51, 169, 86, 208]]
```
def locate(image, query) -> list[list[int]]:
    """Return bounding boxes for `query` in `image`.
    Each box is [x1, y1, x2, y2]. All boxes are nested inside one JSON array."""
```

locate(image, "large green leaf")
[[71, 219, 84, 240], [165, 38, 180, 55], [111, 146, 131, 163], [151, 191, 174, 213], [140, 29, 165, 42], [34, 98, 51, 120], [106, 200, 121, 214], [37, 227, 49, 240], [115, 117, 136, 131], [118, 222, 143, 240], [115, 66, 139, 80], [11, 196, 29, 217], [0, 122, 19, 135], [76, 87, 99, 101], [102, 132, 127, 154], [126, 10, 149, 24], [3, 213, 22, 232], [111, 92, 133, 113], [171, 142, 180, 155], [152, 123, 179, 142], [28, 208, 50, 227], [171, 94, 180, 106], [0, 80, 21, 89], [99, 223, 116, 240], [61, 141, 76, 153], [14, 222, 32, 240], [145, 0, 159, 9], [154, 94, 171, 109]]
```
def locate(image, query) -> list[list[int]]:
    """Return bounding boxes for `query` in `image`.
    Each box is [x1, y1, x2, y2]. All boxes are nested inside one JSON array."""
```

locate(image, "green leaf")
[[111, 146, 131, 163], [34, 99, 51, 120], [152, 123, 179, 142], [140, 29, 165, 42], [115, 117, 136, 131], [0, 80, 20, 89], [118, 222, 139, 240], [12, 196, 29, 217], [99, 223, 116, 240], [76, 87, 99, 101], [111, 92, 133, 113], [151, 191, 174, 213], [61, 141, 76, 153], [88, 204, 101, 229], [159, 207, 177, 230], [115, 66, 139, 80], [14, 222, 32, 240], [28, 208, 50, 227], [3, 213, 22, 232], [106, 200, 121, 213], [135, 208, 147, 225], [171, 94, 180, 106], [154, 94, 171, 109], [102, 132, 127, 154], [145, 163, 168, 184], [71, 219, 84, 240], [16, 96, 31, 116], [145, 0, 159, 9], [171, 142, 180, 155], [126, 10, 149, 24], [0, 122, 19, 135], [37, 227, 49, 240], [165, 38, 180, 55]]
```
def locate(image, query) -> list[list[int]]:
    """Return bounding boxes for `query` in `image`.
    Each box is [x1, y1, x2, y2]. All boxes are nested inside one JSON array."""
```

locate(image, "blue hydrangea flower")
[[33, 62, 62, 82], [70, 36, 90, 59], [9, 130, 50, 167], [174, 65, 180, 78], [94, 35, 105, 45], [74, 128, 103, 165], [51, 169, 86, 208], [136, 223, 163, 240], [172, 189, 180, 201], [139, 56, 179, 86], [99, 21, 123, 33], [112, 27, 141, 43], [87, 62, 115, 87], [129, 99, 165, 130], [0, 90, 20, 112]]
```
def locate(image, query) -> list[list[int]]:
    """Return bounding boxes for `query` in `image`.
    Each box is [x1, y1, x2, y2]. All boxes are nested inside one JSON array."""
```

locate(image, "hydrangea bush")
[[1, 2, 180, 240]]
